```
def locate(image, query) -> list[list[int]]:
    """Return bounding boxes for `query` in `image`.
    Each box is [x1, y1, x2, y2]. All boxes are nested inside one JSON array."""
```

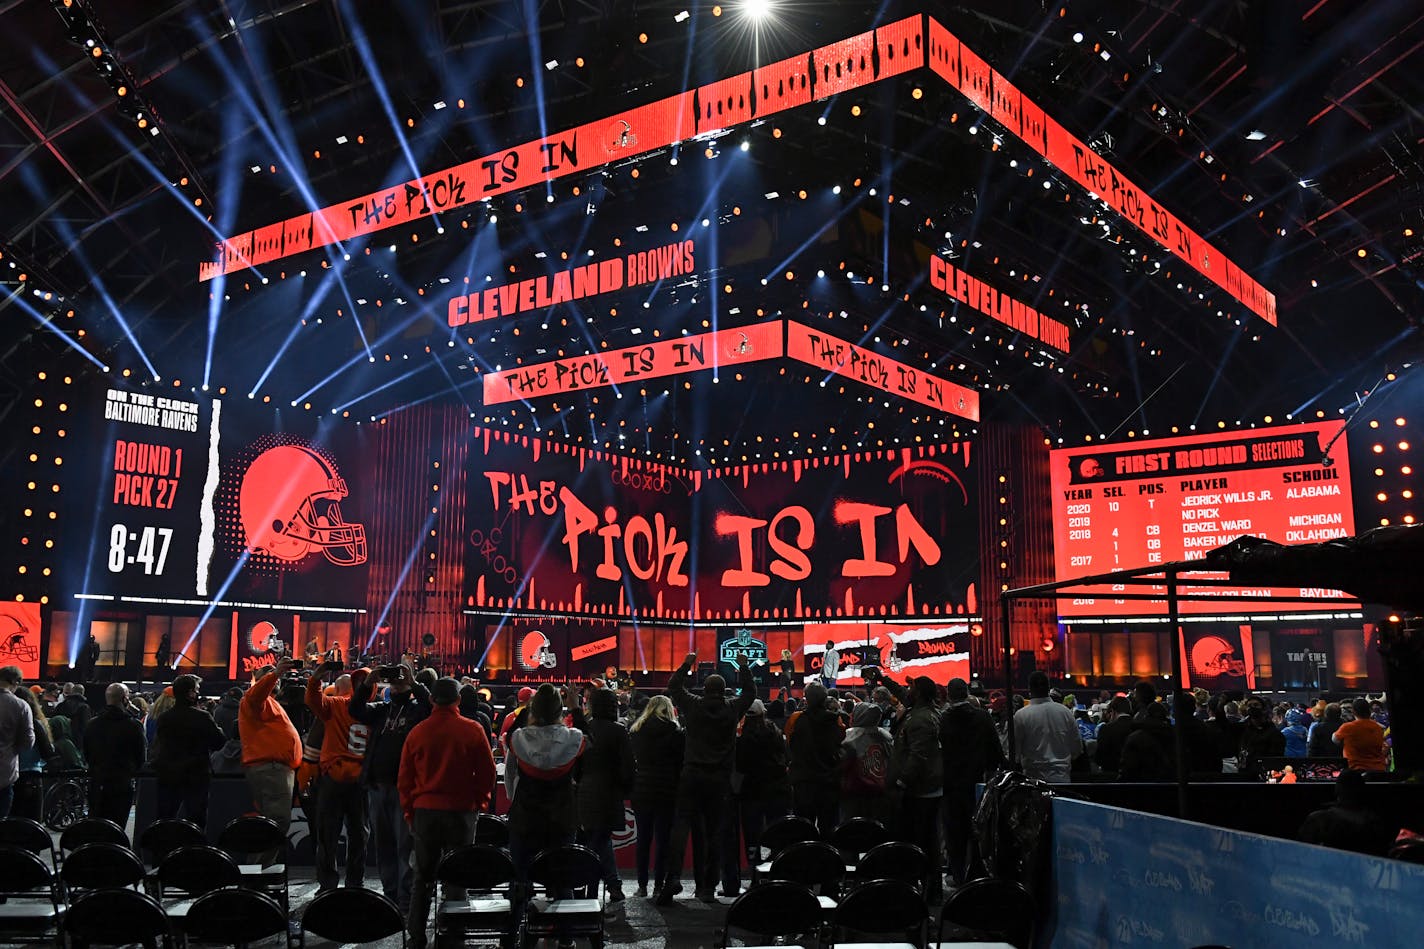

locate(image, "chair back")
[[302, 887, 404, 943], [939, 876, 1036, 949], [156, 845, 243, 897], [437, 843, 516, 892], [61, 842, 146, 892], [185, 886, 288, 945], [829, 816, 888, 859], [759, 815, 818, 857], [528, 844, 603, 897], [858, 840, 930, 890], [834, 878, 928, 944], [0, 816, 57, 858], [216, 814, 284, 859], [64, 887, 170, 945], [0, 843, 57, 897], [60, 817, 128, 854], [474, 812, 510, 847], [721, 881, 822, 946], [768, 839, 846, 892], [139, 818, 206, 865]]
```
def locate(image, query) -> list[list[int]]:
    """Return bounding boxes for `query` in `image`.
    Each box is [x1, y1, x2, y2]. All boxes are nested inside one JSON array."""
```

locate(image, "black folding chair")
[[59, 818, 128, 858], [139, 818, 206, 866], [935, 877, 1036, 948], [216, 815, 288, 911], [523, 844, 604, 949], [302, 887, 405, 946], [184, 886, 291, 949], [716, 880, 822, 948], [63, 886, 173, 949], [829, 817, 889, 866], [60, 842, 146, 895], [153, 846, 243, 930], [750, 814, 819, 884], [856, 841, 930, 895], [435, 844, 518, 949], [767, 839, 846, 916], [832, 878, 928, 948], [0, 844, 65, 945], [0, 816, 60, 866], [475, 812, 511, 848]]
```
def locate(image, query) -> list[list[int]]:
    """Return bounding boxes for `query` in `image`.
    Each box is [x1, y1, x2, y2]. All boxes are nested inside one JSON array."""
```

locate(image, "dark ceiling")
[[2, 0, 1422, 466]]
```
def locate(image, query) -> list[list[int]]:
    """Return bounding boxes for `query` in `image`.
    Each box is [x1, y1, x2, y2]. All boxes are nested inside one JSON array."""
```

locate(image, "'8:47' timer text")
[[107, 524, 174, 575]]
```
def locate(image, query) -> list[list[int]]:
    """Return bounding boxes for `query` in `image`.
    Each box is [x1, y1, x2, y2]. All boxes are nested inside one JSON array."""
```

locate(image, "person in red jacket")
[[306, 665, 371, 893], [399, 677, 496, 949], [240, 658, 302, 866]]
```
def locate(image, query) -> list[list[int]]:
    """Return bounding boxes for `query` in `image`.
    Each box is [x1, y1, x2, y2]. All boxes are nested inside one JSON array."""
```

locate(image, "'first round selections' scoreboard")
[[1049, 422, 1357, 618]]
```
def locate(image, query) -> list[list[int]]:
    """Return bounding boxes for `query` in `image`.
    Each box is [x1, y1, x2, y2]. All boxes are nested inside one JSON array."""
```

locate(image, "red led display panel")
[[483, 322, 782, 404], [198, 17, 923, 281], [785, 321, 980, 420], [925, 17, 1276, 326], [1050, 422, 1356, 617]]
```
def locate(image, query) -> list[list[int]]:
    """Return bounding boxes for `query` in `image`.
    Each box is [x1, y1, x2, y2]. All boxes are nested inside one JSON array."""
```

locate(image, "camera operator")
[[350, 662, 430, 914]]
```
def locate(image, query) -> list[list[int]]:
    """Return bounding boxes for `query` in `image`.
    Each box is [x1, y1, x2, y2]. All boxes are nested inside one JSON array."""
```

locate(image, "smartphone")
[[378, 665, 402, 681], [289, 660, 305, 671]]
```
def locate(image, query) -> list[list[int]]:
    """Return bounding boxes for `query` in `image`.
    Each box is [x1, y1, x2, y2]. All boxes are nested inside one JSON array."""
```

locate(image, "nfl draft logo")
[[720, 628, 767, 669]]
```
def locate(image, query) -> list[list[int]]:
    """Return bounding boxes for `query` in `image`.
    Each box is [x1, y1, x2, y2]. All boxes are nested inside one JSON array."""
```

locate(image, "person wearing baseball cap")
[[498, 686, 537, 757], [400, 677, 496, 949]]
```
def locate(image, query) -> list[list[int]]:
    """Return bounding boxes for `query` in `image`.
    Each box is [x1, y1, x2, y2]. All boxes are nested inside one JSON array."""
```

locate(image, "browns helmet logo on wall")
[[517, 630, 558, 671], [0, 602, 42, 679], [226, 439, 367, 568]]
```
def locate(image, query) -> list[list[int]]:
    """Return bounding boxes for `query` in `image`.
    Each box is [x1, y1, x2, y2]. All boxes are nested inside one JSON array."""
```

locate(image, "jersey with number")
[[305, 675, 368, 783]]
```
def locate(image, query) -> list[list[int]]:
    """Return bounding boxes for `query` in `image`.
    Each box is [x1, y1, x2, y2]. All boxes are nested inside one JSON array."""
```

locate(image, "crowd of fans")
[[0, 651, 1400, 947]]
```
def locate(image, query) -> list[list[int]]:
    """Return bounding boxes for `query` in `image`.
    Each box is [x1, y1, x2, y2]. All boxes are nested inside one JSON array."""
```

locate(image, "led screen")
[[1050, 422, 1356, 617], [69, 383, 370, 611], [463, 429, 979, 622]]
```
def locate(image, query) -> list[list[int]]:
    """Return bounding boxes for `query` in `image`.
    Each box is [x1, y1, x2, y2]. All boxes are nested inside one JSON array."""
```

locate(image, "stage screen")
[[69, 383, 370, 611], [1050, 422, 1356, 618], [463, 428, 979, 623], [802, 622, 972, 687]]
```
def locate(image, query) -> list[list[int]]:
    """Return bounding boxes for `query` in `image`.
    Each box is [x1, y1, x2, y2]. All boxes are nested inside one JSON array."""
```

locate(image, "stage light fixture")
[[1072, 31, 1084, 43], [742, 0, 773, 20]]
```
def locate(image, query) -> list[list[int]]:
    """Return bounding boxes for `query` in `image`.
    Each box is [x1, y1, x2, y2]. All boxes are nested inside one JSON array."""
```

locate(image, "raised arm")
[[667, 652, 697, 714]]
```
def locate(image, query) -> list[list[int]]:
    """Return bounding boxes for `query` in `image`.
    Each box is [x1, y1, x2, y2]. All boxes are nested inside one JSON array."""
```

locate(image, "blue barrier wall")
[[1050, 797, 1424, 948]]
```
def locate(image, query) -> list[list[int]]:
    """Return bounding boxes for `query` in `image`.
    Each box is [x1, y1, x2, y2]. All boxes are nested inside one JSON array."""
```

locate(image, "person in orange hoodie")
[[240, 658, 303, 866], [399, 677, 495, 949], [306, 664, 371, 893]]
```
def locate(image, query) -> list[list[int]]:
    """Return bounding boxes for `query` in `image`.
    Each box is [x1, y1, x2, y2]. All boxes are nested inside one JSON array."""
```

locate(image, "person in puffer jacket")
[[505, 684, 588, 887]]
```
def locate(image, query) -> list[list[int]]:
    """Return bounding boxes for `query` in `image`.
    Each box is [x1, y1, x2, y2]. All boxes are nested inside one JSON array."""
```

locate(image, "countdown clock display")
[[1049, 422, 1358, 618], [87, 386, 217, 599]]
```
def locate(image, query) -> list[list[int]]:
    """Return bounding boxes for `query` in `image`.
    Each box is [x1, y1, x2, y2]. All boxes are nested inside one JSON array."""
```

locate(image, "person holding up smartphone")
[[349, 663, 430, 913]]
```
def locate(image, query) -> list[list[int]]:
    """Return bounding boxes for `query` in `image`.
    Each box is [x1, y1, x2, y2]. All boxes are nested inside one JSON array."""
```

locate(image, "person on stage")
[[777, 649, 796, 701], [154, 632, 172, 671], [820, 641, 839, 689]]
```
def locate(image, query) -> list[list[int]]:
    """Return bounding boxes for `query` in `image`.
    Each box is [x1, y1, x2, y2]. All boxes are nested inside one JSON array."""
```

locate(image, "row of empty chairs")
[[739, 815, 1037, 948], [0, 870, 406, 948], [433, 841, 608, 949]]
